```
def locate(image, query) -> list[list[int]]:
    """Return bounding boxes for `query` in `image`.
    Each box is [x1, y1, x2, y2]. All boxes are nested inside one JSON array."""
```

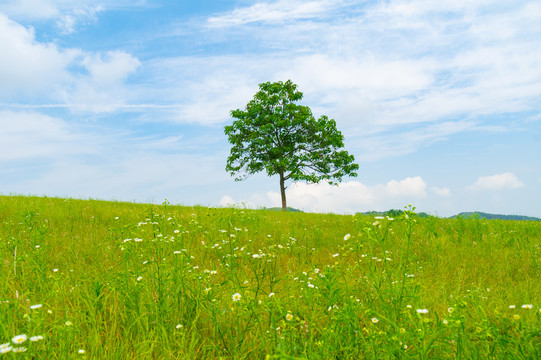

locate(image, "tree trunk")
[[279, 171, 287, 211]]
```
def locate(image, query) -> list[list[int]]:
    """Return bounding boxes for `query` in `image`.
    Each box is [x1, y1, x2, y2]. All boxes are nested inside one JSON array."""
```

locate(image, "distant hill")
[[264, 207, 303, 212], [262, 208, 539, 220], [358, 209, 540, 221], [360, 209, 432, 218], [451, 212, 541, 221]]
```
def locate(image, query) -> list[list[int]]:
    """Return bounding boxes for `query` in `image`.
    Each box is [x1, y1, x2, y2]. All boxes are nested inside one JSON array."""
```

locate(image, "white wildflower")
[[11, 335, 27, 344]]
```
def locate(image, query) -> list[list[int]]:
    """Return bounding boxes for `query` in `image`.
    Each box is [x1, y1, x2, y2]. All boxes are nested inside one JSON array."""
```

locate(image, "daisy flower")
[[0, 343, 12, 354], [11, 335, 27, 344]]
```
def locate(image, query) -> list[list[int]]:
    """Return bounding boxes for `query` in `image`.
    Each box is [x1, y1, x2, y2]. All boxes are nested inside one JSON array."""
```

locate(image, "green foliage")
[[0, 195, 540, 359], [224, 80, 358, 210]]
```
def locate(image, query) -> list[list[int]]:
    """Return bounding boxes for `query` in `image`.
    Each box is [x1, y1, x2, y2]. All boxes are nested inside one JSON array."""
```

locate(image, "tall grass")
[[0, 195, 539, 358]]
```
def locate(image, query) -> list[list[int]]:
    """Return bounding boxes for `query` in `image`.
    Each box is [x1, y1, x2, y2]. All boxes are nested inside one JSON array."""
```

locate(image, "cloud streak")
[[207, 0, 341, 27]]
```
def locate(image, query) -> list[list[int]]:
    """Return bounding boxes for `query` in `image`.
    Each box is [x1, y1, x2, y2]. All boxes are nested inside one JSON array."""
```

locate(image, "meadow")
[[0, 195, 539, 359]]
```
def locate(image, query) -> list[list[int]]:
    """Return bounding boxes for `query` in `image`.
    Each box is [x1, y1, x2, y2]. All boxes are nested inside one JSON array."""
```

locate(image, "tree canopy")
[[225, 80, 359, 211]]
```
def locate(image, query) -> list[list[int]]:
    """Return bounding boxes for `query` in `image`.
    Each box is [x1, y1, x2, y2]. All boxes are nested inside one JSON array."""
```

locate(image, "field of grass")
[[0, 195, 540, 359]]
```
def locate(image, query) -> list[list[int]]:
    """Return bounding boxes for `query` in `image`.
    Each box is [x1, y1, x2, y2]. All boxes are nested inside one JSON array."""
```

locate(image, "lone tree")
[[225, 80, 359, 211]]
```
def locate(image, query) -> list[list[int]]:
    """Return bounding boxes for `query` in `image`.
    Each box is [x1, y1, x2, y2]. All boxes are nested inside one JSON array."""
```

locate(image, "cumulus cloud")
[[0, 13, 141, 112], [259, 177, 428, 213], [468, 172, 524, 191], [0, 13, 77, 98], [383, 176, 427, 197], [219, 195, 235, 207]]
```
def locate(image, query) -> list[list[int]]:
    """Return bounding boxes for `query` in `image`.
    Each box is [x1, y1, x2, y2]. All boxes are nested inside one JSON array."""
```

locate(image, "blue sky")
[[1, 0, 540, 217]]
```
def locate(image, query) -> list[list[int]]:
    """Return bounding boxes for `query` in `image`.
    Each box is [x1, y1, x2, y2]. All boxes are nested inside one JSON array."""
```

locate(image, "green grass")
[[0, 195, 540, 359]]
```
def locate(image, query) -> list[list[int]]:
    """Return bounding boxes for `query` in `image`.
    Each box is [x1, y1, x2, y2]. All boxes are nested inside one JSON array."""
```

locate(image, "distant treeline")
[[450, 212, 541, 221], [360, 210, 431, 218]]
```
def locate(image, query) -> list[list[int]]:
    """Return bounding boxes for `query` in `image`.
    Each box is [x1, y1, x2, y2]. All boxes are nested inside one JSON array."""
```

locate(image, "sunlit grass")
[[0, 195, 539, 359]]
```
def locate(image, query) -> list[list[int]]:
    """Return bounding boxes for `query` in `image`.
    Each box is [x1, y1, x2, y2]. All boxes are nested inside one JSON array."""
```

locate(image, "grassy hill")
[[0, 195, 540, 358]]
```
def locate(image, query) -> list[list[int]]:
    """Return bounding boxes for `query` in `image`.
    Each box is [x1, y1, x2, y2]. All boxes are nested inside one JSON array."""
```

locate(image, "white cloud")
[[0, 119, 230, 203], [384, 177, 427, 197], [0, 0, 60, 20], [0, 111, 89, 161], [431, 186, 451, 196], [352, 120, 476, 161], [56, 5, 103, 34], [0, 14, 77, 98], [142, 55, 265, 124], [0, 1, 138, 22], [468, 172, 524, 191], [82, 51, 140, 85], [63, 51, 141, 112], [260, 177, 428, 213], [219, 195, 235, 207], [218, 195, 258, 209], [0, 14, 141, 111], [207, 0, 338, 27], [199, 0, 541, 148], [277, 54, 433, 98], [0, 1, 104, 33]]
